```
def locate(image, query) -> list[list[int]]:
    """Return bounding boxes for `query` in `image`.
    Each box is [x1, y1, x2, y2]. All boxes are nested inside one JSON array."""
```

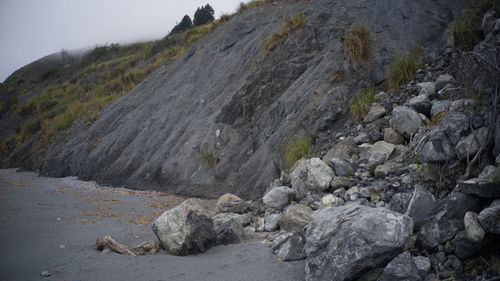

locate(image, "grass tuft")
[[202, 149, 217, 167], [386, 49, 420, 89], [237, 0, 267, 13], [262, 13, 307, 54], [348, 85, 376, 121], [342, 24, 372, 65], [283, 136, 311, 171], [449, 8, 480, 51]]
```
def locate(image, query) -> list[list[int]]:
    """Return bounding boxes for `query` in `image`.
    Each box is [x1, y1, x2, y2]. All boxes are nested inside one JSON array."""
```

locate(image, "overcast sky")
[[0, 0, 241, 82]]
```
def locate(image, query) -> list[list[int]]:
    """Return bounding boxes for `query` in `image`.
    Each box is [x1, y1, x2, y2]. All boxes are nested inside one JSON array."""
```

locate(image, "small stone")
[[264, 213, 281, 232], [215, 193, 245, 214], [388, 193, 412, 214], [405, 185, 435, 231], [479, 165, 497, 179], [330, 177, 353, 189], [358, 143, 372, 160], [330, 158, 354, 177], [363, 103, 386, 122], [455, 127, 489, 160], [416, 82, 436, 97], [333, 187, 346, 198], [464, 211, 485, 242], [279, 204, 313, 232], [131, 240, 162, 255], [321, 194, 341, 207], [435, 74, 454, 92], [344, 186, 359, 200], [383, 128, 404, 145], [374, 163, 407, 178], [430, 100, 451, 116], [408, 94, 431, 115], [290, 158, 335, 200], [478, 199, 500, 234], [354, 132, 371, 144], [263, 186, 296, 210], [376, 201, 386, 208], [390, 106, 423, 138], [41, 270, 51, 277]]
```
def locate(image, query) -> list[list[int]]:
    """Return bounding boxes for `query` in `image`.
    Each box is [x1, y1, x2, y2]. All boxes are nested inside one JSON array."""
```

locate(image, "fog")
[[0, 0, 242, 82]]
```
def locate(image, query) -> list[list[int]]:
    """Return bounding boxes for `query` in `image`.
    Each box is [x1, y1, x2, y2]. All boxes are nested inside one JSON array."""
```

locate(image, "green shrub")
[[386, 50, 419, 89], [237, 0, 267, 13], [262, 13, 307, 54], [449, 9, 480, 51], [342, 24, 372, 65], [283, 136, 311, 171], [348, 85, 376, 121], [202, 149, 217, 167]]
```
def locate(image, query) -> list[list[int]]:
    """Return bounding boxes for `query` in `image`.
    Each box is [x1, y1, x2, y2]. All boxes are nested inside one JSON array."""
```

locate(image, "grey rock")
[[463, 211, 485, 242], [152, 198, 216, 255], [354, 132, 371, 144], [363, 103, 386, 123], [291, 158, 334, 200], [367, 141, 396, 161], [439, 255, 462, 278], [449, 99, 475, 115], [418, 129, 454, 163], [405, 185, 435, 231], [277, 232, 306, 261], [458, 166, 500, 198], [216, 193, 246, 214], [455, 126, 489, 160], [271, 232, 293, 252], [358, 186, 376, 198], [378, 251, 422, 281], [330, 177, 353, 189], [264, 213, 281, 232], [384, 128, 405, 145], [414, 163, 440, 182], [440, 112, 470, 145], [215, 218, 245, 245], [279, 204, 313, 232], [323, 137, 357, 164], [417, 193, 482, 250], [333, 187, 346, 198], [330, 158, 354, 177], [430, 100, 451, 117], [359, 143, 373, 161], [41, 270, 51, 277], [130, 240, 162, 256], [478, 199, 500, 234], [212, 212, 251, 229], [408, 94, 431, 116], [479, 165, 497, 179], [263, 186, 296, 210], [413, 256, 431, 275], [389, 193, 413, 214], [321, 194, 342, 207], [435, 74, 454, 92], [305, 205, 413, 281], [374, 163, 408, 178], [344, 186, 359, 201], [390, 106, 423, 138]]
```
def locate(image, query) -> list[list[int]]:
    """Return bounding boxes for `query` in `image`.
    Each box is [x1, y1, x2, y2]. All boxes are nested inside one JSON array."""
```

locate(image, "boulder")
[[279, 204, 313, 232], [358, 143, 373, 160], [435, 74, 454, 92], [330, 177, 353, 189], [482, 9, 497, 34], [455, 126, 489, 160], [263, 186, 296, 210], [478, 199, 500, 234], [414, 163, 440, 182], [290, 158, 335, 200], [383, 128, 404, 145], [215, 218, 245, 245], [405, 185, 435, 231], [276, 232, 306, 261], [330, 158, 354, 177], [321, 194, 342, 207], [212, 212, 251, 229], [366, 141, 395, 161], [452, 230, 484, 259], [416, 82, 436, 97], [305, 205, 413, 281], [363, 103, 386, 122], [152, 198, 216, 255], [430, 100, 451, 117], [440, 112, 470, 145], [323, 137, 357, 163], [458, 166, 500, 198], [390, 106, 422, 138], [417, 193, 482, 250], [408, 94, 431, 116], [366, 152, 387, 172], [478, 165, 497, 179], [215, 193, 248, 214], [463, 211, 485, 242], [418, 129, 454, 163], [378, 251, 425, 281], [354, 132, 371, 144], [388, 193, 413, 214]]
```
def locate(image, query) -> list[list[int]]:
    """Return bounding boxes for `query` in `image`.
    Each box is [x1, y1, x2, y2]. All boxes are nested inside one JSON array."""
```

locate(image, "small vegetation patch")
[[386, 49, 420, 89], [237, 0, 267, 13], [429, 111, 447, 127], [202, 149, 217, 167], [262, 13, 307, 55], [342, 24, 372, 65], [348, 85, 376, 121], [449, 8, 481, 51], [283, 136, 311, 171]]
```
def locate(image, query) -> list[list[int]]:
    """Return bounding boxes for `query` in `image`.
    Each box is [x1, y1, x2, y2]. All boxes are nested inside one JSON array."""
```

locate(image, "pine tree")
[[193, 4, 215, 26], [171, 15, 193, 34]]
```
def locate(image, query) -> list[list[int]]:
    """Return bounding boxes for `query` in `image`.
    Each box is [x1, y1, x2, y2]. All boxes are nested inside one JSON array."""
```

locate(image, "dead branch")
[[96, 235, 136, 256]]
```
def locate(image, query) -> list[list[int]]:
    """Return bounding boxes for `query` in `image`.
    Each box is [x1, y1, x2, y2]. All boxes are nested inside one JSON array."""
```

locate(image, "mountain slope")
[[25, 0, 467, 198]]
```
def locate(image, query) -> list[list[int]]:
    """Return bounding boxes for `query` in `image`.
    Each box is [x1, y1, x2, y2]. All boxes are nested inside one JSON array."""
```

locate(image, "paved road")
[[0, 169, 305, 281]]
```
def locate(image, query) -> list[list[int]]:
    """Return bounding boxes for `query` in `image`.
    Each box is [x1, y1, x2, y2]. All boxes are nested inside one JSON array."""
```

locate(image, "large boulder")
[[417, 193, 482, 250], [455, 127, 489, 160], [263, 186, 296, 210], [418, 128, 454, 163], [152, 198, 216, 255], [458, 166, 500, 198], [279, 204, 313, 232], [290, 158, 335, 200], [405, 185, 435, 231], [215, 193, 249, 214], [478, 199, 500, 234], [305, 205, 413, 281], [390, 106, 422, 138]]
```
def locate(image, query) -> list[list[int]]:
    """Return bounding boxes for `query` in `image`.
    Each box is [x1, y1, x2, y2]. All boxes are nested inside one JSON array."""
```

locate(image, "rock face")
[[263, 186, 296, 210], [390, 106, 422, 138], [290, 158, 334, 200], [152, 198, 216, 256], [279, 204, 313, 232], [305, 205, 413, 281]]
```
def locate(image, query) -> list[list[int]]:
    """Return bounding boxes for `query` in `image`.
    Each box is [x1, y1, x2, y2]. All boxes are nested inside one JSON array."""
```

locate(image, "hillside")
[[0, 0, 491, 199]]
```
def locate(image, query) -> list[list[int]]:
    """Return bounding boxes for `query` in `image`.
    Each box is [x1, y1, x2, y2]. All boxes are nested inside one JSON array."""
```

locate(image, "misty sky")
[[0, 0, 242, 82]]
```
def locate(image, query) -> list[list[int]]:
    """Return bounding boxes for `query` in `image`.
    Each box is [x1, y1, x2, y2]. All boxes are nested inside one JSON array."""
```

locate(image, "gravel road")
[[0, 168, 304, 281]]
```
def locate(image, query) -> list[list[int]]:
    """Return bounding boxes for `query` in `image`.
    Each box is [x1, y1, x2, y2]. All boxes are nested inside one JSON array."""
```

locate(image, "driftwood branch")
[[96, 235, 136, 256]]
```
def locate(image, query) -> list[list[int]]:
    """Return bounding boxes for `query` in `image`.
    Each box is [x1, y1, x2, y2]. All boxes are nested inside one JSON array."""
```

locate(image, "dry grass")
[[262, 13, 307, 55], [282, 136, 311, 171], [202, 149, 217, 167], [237, 0, 267, 13], [342, 24, 372, 65], [386, 49, 420, 89]]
